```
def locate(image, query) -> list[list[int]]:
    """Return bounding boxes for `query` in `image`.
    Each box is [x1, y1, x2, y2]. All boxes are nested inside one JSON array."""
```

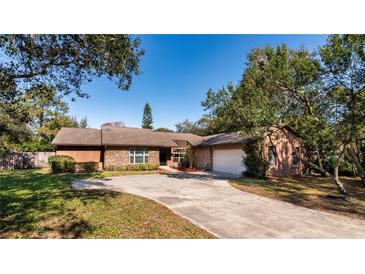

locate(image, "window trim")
[[129, 147, 149, 164], [291, 146, 300, 166], [171, 147, 187, 163]]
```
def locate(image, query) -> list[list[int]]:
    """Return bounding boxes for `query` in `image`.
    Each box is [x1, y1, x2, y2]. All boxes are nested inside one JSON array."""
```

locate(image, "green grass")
[[92, 169, 161, 178], [0, 169, 213, 239], [230, 176, 365, 220]]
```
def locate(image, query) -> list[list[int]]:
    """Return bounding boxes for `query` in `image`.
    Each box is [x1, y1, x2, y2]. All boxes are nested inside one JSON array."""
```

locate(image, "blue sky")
[[67, 35, 328, 129]]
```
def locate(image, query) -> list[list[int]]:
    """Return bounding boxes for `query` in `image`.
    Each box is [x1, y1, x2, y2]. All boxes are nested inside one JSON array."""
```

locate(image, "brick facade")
[[104, 146, 160, 167], [149, 148, 159, 165], [264, 129, 303, 177], [193, 131, 303, 176]]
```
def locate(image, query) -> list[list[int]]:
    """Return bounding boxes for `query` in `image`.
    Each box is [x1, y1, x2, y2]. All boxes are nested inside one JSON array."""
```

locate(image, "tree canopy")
[[101, 121, 125, 127], [175, 116, 217, 136], [0, 35, 144, 99], [154, 127, 174, 132]]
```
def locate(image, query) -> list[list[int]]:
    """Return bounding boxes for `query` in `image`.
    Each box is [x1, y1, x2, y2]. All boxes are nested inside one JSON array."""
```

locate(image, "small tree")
[[79, 116, 88, 128], [101, 121, 125, 127], [242, 137, 270, 179], [142, 102, 153, 129], [154, 127, 174, 132]]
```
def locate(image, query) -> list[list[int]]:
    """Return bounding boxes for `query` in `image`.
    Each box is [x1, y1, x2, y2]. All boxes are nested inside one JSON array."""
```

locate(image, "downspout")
[[101, 127, 105, 170]]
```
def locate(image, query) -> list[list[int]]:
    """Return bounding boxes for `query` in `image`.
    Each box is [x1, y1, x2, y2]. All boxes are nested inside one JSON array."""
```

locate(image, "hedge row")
[[48, 155, 75, 173], [48, 155, 159, 173], [48, 155, 98, 173], [105, 163, 159, 171]]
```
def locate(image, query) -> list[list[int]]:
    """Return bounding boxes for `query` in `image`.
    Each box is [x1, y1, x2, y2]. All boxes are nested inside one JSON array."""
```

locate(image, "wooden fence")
[[0, 152, 55, 170]]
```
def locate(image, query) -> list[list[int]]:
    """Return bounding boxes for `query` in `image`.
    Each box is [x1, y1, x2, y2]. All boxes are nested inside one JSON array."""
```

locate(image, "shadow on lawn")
[[164, 171, 238, 181], [0, 170, 118, 238], [232, 175, 365, 219]]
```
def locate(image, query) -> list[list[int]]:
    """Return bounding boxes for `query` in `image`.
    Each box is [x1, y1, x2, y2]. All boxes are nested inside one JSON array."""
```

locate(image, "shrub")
[[125, 163, 159, 171], [179, 148, 193, 169], [81, 162, 98, 173], [242, 137, 270, 179], [104, 163, 158, 171], [323, 155, 358, 176], [116, 165, 126, 171], [48, 155, 75, 173], [105, 165, 116, 171]]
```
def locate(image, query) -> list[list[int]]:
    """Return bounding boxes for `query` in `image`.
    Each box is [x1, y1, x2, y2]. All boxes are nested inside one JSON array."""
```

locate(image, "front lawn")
[[0, 169, 213, 239], [230, 176, 365, 220]]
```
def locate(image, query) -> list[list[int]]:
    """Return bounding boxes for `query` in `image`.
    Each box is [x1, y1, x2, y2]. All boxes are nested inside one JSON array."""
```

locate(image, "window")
[[268, 146, 276, 165], [129, 148, 149, 164], [292, 146, 299, 166], [172, 148, 186, 163]]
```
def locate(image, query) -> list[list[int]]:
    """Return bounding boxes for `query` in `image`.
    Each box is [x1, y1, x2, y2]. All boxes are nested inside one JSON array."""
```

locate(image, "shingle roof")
[[195, 132, 248, 146], [101, 127, 203, 147], [51, 127, 247, 147], [51, 128, 101, 146]]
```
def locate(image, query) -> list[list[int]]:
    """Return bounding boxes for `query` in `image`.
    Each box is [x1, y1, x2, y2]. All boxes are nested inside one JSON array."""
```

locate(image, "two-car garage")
[[212, 148, 246, 176]]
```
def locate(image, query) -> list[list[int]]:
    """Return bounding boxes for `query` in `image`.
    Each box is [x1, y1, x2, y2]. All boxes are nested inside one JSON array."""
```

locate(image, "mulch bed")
[[170, 166, 203, 173]]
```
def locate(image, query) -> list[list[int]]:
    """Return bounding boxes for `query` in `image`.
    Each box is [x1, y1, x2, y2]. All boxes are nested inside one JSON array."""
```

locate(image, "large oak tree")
[[0, 34, 144, 153]]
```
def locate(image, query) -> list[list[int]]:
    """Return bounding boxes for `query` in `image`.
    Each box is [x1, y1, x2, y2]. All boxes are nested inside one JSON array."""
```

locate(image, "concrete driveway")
[[73, 172, 365, 238]]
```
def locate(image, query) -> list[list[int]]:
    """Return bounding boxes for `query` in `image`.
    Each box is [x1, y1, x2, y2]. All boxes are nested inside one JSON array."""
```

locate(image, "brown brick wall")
[[104, 146, 129, 167], [104, 146, 160, 167], [264, 129, 303, 177]]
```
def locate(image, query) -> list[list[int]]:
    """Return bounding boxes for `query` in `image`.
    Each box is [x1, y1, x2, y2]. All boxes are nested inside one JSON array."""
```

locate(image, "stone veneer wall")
[[104, 146, 159, 167]]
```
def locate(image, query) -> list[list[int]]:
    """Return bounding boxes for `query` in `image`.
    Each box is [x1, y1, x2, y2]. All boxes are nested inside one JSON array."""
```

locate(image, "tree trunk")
[[308, 161, 331, 177], [315, 146, 326, 176], [333, 165, 348, 195]]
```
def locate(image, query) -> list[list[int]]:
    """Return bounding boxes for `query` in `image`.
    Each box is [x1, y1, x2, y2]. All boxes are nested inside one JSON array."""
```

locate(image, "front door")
[[159, 148, 167, 166]]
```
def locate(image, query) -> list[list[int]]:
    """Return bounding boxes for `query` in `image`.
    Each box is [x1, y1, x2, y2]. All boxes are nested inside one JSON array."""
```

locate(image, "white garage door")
[[212, 149, 246, 175]]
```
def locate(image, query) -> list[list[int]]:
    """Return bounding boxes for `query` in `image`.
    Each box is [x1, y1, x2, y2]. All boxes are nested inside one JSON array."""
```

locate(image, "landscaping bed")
[[170, 166, 204, 173], [230, 176, 365, 220], [0, 169, 213, 239]]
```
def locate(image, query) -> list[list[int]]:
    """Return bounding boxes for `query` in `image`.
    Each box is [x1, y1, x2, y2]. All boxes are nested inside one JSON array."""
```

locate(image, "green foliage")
[[101, 121, 125, 127], [79, 117, 88, 128], [201, 83, 241, 133], [242, 138, 270, 179], [142, 102, 153, 129], [22, 85, 69, 128], [319, 35, 365, 177], [179, 148, 193, 169], [48, 155, 75, 173], [175, 115, 216, 136], [20, 136, 54, 152], [105, 163, 159, 171], [0, 98, 32, 155], [0, 35, 144, 98], [126, 163, 159, 171], [80, 162, 98, 173], [154, 127, 174, 132]]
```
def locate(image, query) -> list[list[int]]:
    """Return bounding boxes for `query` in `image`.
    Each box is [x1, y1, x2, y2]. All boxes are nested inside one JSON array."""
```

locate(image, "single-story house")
[[51, 126, 303, 176]]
